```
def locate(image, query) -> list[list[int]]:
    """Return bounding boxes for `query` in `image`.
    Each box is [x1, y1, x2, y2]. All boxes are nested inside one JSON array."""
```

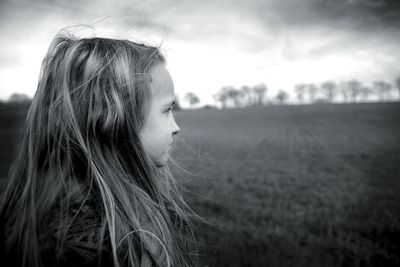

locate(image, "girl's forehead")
[[150, 64, 175, 98]]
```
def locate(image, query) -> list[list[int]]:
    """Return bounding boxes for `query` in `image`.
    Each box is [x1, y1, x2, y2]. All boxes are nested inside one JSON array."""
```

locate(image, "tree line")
[[183, 77, 400, 108], [294, 79, 399, 104]]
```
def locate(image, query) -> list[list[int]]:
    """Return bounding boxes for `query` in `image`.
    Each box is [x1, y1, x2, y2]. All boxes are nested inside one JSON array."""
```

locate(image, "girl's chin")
[[154, 154, 169, 167]]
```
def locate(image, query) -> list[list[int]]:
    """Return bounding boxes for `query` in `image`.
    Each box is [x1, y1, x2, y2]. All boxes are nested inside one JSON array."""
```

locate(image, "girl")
[[0, 31, 196, 267]]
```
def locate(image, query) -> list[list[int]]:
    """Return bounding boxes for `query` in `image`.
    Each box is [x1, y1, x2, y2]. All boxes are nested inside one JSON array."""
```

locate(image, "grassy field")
[[171, 103, 400, 267], [1, 102, 399, 266]]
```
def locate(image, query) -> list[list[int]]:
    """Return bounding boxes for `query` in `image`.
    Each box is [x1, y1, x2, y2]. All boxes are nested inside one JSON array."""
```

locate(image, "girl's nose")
[[172, 118, 180, 135]]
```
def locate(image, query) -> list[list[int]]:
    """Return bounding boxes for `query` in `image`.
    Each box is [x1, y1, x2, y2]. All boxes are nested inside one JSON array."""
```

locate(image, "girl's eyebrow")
[[162, 99, 176, 108]]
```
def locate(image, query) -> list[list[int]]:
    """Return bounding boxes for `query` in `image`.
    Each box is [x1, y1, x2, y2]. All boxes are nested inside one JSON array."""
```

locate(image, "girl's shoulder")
[[0, 201, 111, 267], [40, 196, 112, 266]]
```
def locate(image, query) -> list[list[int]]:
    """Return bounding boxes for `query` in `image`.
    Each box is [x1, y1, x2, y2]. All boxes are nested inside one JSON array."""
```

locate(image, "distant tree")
[[307, 83, 318, 103], [184, 92, 200, 107], [340, 81, 349, 103], [214, 86, 234, 108], [240, 85, 252, 106], [373, 80, 392, 101], [276, 89, 289, 105], [386, 83, 394, 100], [359, 86, 373, 101], [395, 77, 400, 100], [226, 87, 243, 107], [213, 90, 225, 108], [295, 84, 307, 104], [8, 93, 31, 103], [321, 81, 337, 102], [347, 80, 362, 102], [252, 83, 268, 105]]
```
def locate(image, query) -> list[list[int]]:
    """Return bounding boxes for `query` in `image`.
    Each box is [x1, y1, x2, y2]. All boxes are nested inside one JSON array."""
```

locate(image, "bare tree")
[[276, 89, 289, 105], [321, 81, 337, 102], [395, 77, 400, 100], [240, 85, 252, 106], [307, 83, 318, 103], [340, 81, 349, 103], [295, 84, 307, 104], [359, 86, 373, 101], [214, 86, 230, 108], [213, 93, 224, 108], [347, 80, 362, 102], [252, 83, 268, 105], [227, 87, 243, 107], [214, 86, 242, 108], [184, 92, 200, 107], [373, 80, 392, 101]]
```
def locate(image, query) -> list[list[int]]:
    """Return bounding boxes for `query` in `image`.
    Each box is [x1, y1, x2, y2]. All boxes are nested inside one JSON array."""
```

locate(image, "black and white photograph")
[[0, 0, 399, 266]]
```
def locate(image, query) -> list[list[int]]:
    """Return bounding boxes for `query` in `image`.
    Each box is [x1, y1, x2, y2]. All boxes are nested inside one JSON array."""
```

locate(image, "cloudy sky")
[[0, 0, 399, 104]]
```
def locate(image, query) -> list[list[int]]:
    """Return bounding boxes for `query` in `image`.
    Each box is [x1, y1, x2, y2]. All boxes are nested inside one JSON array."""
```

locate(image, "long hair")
[[0, 31, 196, 267]]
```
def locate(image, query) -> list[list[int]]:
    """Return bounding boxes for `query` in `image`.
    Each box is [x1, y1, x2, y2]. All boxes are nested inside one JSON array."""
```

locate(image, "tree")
[[252, 83, 268, 105], [340, 81, 349, 103], [214, 86, 234, 108], [184, 92, 200, 107], [226, 87, 243, 107], [395, 77, 400, 100], [295, 84, 307, 104], [359, 86, 373, 101], [240, 85, 252, 106], [373, 80, 392, 101], [213, 89, 226, 108], [307, 83, 318, 103], [321, 81, 337, 102], [8, 93, 31, 103], [347, 80, 362, 102], [276, 89, 289, 105]]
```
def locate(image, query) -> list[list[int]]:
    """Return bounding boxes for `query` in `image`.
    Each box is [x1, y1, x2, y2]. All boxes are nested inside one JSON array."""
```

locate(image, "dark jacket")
[[0, 198, 114, 267]]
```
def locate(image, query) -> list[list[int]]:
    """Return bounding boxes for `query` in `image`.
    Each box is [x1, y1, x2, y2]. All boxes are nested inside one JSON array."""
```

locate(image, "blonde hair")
[[0, 31, 196, 267]]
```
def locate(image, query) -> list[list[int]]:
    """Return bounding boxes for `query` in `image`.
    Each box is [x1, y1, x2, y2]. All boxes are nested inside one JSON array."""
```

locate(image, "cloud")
[[2, 0, 399, 56], [247, 0, 400, 32], [0, 0, 399, 101]]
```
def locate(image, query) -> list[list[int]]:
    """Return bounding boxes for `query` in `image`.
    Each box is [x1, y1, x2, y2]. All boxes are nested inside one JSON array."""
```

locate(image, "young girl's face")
[[140, 64, 180, 167]]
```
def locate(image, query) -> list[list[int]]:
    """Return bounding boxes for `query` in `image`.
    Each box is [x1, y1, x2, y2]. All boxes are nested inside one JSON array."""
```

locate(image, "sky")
[[0, 0, 399, 105]]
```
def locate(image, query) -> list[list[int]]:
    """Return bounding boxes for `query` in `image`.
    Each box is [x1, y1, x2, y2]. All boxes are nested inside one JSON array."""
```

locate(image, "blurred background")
[[1, 0, 400, 266]]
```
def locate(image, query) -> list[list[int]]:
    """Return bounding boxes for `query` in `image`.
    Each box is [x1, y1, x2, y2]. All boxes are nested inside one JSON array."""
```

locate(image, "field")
[[1, 102, 400, 266], [171, 103, 400, 267]]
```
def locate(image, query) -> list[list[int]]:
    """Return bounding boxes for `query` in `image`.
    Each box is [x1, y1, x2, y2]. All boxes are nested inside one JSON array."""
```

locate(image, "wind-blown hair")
[[0, 32, 196, 267]]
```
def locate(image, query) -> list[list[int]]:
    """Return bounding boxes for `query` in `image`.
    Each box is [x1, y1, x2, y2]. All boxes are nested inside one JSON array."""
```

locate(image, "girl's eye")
[[165, 106, 174, 114], [166, 103, 177, 113]]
